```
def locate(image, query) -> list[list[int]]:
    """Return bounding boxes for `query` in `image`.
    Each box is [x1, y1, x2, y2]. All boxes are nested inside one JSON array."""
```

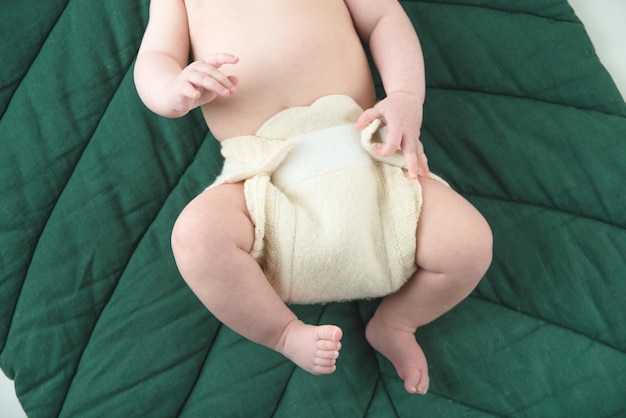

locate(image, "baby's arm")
[[346, 0, 429, 179], [134, 0, 238, 118]]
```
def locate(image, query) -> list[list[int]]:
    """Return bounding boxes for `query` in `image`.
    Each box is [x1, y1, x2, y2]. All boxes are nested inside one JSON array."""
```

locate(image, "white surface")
[[568, 0, 626, 98], [1, 2, 624, 417], [1, 371, 26, 418]]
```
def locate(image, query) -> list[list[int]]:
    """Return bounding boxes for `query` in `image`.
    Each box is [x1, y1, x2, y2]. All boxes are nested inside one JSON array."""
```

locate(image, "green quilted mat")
[[1, 0, 625, 416]]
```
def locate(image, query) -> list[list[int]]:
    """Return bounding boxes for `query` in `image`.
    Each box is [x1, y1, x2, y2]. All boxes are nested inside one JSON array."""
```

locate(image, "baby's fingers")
[[416, 147, 430, 178], [402, 139, 430, 179], [204, 52, 239, 67], [402, 145, 420, 179], [188, 65, 237, 96], [380, 129, 429, 179], [354, 107, 382, 130], [375, 127, 402, 157], [180, 80, 203, 100]]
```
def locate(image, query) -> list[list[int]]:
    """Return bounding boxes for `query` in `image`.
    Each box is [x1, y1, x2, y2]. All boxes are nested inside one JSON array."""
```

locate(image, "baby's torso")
[[184, 0, 376, 139]]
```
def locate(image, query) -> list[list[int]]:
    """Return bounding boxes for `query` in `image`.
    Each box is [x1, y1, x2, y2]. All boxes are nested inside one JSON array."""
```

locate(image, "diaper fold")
[[210, 94, 446, 304]]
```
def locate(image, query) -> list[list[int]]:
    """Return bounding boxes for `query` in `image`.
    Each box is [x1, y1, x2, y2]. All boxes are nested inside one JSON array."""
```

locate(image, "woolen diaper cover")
[[210, 95, 447, 304]]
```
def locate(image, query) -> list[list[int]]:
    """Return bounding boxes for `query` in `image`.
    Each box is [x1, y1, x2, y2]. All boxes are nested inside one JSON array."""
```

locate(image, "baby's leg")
[[366, 178, 493, 394], [171, 183, 342, 375]]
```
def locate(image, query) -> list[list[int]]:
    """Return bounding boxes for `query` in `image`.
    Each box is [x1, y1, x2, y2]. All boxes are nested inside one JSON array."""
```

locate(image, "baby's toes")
[[317, 339, 342, 352], [316, 347, 340, 360], [317, 325, 343, 343], [311, 355, 338, 375], [403, 370, 429, 395], [314, 356, 337, 368]]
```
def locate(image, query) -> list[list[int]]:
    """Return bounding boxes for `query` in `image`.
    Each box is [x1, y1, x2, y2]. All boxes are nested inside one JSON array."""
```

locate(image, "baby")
[[135, 0, 492, 395]]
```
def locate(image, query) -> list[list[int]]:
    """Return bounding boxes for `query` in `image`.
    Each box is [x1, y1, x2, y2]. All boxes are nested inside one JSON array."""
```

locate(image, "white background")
[[567, 0, 626, 97], [1, 1, 625, 416]]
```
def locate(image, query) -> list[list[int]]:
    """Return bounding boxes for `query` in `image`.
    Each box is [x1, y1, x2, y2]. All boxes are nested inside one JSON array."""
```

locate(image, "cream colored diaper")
[[211, 95, 447, 304]]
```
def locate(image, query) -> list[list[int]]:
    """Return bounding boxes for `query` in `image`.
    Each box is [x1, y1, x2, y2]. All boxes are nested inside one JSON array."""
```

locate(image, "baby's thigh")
[[415, 178, 492, 273], [173, 182, 254, 253]]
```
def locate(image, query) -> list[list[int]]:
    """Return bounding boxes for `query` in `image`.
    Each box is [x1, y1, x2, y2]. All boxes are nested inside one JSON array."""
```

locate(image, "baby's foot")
[[365, 315, 429, 395], [275, 320, 343, 375]]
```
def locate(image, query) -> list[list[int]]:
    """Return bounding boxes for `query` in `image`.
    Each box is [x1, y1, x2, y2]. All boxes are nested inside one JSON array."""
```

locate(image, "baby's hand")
[[168, 53, 239, 114], [354, 92, 429, 179]]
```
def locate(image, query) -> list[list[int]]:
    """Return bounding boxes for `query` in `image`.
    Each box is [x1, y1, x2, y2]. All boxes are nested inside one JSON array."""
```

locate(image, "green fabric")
[[1, 0, 625, 416]]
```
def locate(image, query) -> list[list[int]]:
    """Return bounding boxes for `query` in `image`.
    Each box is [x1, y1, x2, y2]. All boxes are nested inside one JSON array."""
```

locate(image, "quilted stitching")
[[1, 0, 625, 416]]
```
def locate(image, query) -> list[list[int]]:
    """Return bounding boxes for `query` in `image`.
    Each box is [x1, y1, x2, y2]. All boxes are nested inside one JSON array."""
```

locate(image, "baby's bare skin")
[[135, 0, 493, 395], [135, 0, 429, 178], [185, 0, 376, 140]]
